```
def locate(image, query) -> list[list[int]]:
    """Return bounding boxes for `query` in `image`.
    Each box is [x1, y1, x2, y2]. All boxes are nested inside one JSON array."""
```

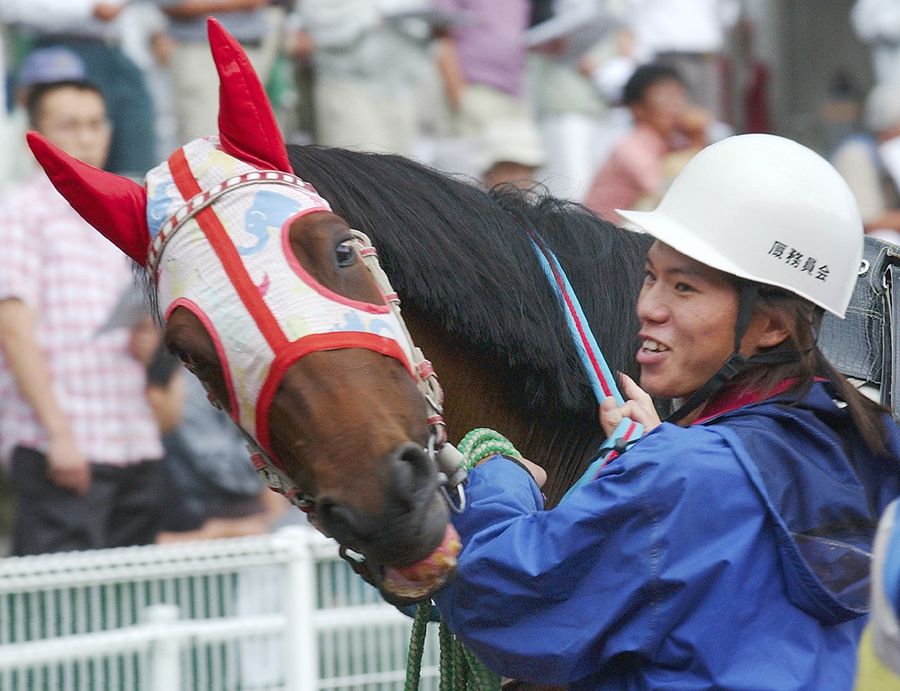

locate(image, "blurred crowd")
[[0, 0, 749, 200], [0, 0, 898, 558]]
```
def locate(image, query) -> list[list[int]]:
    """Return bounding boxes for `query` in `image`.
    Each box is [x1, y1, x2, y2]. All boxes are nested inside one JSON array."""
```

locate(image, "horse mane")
[[288, 145, 650, 418]]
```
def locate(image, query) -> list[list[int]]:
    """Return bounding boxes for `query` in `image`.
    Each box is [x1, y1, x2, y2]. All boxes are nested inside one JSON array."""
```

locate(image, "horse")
[[285, 145, 650, 505], [27, 19, 649, 608]]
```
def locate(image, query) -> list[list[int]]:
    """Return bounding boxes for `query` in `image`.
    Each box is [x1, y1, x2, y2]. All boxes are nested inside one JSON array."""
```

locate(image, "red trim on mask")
[[165, 297, 241, 421], [280, 209, 392, 315], [255, 332, 414, 460], [167, 147, 288, 351]]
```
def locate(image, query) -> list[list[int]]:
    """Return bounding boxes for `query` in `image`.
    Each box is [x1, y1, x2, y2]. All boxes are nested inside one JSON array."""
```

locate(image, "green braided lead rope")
[[403, 430, 515, 690], [404, 600, 432, 691], [439, 620, 455, 691], [457, 428, 522, 470]]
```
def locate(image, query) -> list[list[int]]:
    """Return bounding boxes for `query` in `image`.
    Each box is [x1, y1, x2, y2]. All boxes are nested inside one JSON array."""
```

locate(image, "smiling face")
[[636, 242, 789, 400]]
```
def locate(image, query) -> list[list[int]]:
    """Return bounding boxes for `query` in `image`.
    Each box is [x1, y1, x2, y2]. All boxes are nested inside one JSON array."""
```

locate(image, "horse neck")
[[406, 308, 603, 506]]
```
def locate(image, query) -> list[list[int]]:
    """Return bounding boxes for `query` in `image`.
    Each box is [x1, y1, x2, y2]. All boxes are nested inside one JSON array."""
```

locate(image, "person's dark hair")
[[622, 64, 685, 107], [715, 286, 891, 455], [25, 79, 104, 129]]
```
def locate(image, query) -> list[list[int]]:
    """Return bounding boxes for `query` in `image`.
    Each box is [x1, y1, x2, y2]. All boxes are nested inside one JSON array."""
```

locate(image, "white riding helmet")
[[617, 133, 863, 318]]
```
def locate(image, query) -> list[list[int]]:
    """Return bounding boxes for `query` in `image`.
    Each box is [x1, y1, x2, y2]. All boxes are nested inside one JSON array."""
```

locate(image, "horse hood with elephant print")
[[143, 135, 416, 458]]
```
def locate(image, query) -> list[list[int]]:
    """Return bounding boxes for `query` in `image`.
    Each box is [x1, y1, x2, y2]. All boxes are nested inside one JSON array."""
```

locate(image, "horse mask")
[[27, 20, 419, 467]]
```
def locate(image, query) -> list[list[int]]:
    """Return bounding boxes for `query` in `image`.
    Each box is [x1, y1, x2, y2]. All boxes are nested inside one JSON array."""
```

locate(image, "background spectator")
[[0, 80, 164, 556], [831, 80, 900, 243], [158, 0, 283, 143], [118, 2, 179, 159], [2, 47, 89, 192], [149, 363, 288, 544], [584, 63, 707, 224], [4, 0, 160, 177], [626, 0, 741, 124], [293, 0, 433, 157], [432, 0, 545, 189], [851, 0, 900, 89], [527, 0, 616, 200]]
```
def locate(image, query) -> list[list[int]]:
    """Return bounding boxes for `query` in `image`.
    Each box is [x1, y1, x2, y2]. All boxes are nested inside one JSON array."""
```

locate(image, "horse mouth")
[[380, 524, 461, 603]]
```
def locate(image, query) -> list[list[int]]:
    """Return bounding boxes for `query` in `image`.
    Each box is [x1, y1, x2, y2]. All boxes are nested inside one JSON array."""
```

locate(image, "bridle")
[[151, 165, 468, 533]]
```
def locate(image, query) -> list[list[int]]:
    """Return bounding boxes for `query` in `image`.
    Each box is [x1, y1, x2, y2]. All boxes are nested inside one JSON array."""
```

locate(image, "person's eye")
[[674, 282, 695, 293], [642, 269, 656, 284]]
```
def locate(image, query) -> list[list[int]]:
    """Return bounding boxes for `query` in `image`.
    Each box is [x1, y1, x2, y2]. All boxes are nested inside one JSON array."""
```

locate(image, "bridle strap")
[[349, 230, 447, 446], [349, 230, 468, 509]]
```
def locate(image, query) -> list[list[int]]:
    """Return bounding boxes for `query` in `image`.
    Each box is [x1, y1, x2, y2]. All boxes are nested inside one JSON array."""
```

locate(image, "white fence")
[[0, 526, 441, 691]]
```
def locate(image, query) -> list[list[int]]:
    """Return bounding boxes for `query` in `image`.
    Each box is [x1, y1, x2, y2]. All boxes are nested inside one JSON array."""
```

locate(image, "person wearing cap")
[[5, 0, 160, 177], [432, 133, 900, 689], [0, 47, 90, 192], [0, 79, 165, 555]]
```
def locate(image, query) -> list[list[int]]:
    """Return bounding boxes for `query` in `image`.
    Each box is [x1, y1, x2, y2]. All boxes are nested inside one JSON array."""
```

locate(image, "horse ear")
[[208, 17, 292, 173], [27, 131, 150, 266]]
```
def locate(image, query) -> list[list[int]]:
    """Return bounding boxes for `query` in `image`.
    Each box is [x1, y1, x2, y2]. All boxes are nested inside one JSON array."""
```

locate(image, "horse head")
[[27, 19, 459, 605]]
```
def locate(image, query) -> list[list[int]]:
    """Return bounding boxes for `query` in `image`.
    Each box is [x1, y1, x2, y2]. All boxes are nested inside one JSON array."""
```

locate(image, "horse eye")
[[335, 241, 357, 268], [169, 345, 192, 365]]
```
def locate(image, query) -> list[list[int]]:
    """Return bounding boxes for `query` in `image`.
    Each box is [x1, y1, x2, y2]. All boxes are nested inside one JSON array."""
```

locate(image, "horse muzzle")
[[312, 441, 460, 604]]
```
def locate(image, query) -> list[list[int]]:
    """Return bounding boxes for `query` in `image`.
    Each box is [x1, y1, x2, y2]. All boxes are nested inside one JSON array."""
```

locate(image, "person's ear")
[[749, 310, 792, 351]]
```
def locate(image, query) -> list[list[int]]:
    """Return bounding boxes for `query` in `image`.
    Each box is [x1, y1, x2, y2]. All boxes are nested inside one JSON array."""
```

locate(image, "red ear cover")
[[27, 131, 150, 266], [208, 17, 292, 173]]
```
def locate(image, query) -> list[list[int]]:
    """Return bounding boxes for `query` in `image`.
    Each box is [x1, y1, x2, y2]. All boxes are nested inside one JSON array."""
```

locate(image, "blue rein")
[[526, 235, 644, 500]]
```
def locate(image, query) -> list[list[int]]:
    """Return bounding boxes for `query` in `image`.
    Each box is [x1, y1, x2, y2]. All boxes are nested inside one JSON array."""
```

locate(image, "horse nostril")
[[317, 497, 369, 542], [397, 442, 434, 481], [318, 497, 337, 523], [389, 442, 437, 507]]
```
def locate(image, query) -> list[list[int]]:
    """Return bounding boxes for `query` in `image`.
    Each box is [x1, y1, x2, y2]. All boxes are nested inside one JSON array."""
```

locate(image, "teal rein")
[[525, 234, 645, 499]]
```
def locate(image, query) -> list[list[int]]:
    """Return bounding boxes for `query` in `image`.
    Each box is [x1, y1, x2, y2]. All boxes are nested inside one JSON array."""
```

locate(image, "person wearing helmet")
[[432, 134, 900, 689]]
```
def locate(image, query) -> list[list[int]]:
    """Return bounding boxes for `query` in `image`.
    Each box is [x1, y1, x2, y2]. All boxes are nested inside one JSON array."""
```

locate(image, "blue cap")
[[18, 47, 87, 89]]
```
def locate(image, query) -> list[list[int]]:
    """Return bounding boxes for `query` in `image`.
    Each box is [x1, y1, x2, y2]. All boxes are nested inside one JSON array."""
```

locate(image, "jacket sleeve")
[[432, 426, 750, 685]]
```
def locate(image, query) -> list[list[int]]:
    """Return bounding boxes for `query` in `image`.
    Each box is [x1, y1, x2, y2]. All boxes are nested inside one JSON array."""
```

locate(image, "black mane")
[[288, 145, 650, 417]]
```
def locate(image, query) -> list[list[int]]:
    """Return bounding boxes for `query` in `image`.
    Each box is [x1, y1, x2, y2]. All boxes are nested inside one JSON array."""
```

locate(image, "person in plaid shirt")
[[0, 79, 164, 555]]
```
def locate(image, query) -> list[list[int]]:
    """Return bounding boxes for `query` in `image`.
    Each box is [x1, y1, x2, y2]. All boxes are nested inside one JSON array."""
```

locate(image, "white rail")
[[0, 525, 440, 691]]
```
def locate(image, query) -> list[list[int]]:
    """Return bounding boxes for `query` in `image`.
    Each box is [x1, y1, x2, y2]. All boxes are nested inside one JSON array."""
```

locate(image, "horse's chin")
[[377, 523, 461, 606]]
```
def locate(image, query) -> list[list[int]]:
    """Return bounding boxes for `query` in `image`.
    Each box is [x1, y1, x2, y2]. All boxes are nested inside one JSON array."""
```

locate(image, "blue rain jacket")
[[434, 383, 900, 689]]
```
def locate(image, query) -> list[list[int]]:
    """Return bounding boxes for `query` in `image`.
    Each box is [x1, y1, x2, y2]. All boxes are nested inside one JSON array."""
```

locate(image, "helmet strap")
[[665, 282, 801, 424], [666, 281, 803, 424]]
